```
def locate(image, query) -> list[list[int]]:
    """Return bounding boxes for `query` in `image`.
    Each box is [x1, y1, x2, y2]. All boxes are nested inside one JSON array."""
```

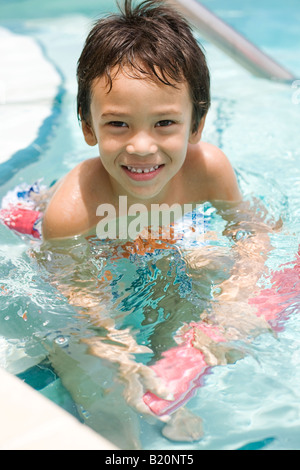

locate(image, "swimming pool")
[[0, 0, 300, 450]]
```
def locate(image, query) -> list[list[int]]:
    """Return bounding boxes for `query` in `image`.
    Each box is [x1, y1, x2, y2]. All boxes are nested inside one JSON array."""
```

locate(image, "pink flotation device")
[[249, 250, 300, 331], [0, 206, 42, 239], [143, 323, 225, 416], [0, 183, 43, 239]]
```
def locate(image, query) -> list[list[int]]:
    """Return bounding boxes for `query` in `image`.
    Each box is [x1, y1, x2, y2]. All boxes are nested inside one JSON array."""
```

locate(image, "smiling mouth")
[[122, 164, 162, 174], [121, 164, 165, 181]]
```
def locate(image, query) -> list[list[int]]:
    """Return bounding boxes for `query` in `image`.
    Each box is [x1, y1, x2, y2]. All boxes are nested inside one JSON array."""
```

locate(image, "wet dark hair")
[[77, 0, 210, 133]]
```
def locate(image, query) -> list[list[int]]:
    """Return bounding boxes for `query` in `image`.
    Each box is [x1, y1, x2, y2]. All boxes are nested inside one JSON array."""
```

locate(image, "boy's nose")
[[126, 132, 158, 156]]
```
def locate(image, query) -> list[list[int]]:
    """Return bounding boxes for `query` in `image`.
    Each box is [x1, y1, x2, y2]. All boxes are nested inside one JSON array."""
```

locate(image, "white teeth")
[[125, 165, 160, 173]]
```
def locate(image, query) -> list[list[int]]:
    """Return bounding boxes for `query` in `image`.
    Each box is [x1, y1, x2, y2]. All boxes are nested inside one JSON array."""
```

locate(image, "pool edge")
[[0, 367, 118, 450]]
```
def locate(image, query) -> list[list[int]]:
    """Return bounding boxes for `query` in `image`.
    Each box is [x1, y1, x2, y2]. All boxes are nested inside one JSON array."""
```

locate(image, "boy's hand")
[[83, 329, 173, 417]]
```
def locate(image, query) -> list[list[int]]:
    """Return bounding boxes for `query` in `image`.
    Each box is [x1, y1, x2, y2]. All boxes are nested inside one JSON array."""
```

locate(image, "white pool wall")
[[0, 367, 118, 450]]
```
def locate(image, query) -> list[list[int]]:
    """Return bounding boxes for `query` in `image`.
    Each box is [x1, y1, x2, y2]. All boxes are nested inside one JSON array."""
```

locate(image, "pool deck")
[[0, 367, 118, 450]]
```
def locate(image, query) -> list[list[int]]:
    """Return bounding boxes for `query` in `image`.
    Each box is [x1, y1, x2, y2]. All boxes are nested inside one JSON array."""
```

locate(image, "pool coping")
[[0, 367, 118, 450]]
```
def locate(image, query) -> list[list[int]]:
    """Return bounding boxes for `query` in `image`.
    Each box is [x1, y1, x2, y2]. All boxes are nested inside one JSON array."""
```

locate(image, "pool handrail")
[[167, 0, 295, 82]]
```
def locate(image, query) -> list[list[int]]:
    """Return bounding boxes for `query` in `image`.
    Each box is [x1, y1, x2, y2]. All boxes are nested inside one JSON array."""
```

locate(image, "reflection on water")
[[0, 173, 299, 448], [32, 224, 231, 447]]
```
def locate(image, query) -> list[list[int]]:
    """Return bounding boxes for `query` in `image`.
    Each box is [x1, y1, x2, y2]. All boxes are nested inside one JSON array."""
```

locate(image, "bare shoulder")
[[42, 158, 103, 240], [188, 142, 242, 202]]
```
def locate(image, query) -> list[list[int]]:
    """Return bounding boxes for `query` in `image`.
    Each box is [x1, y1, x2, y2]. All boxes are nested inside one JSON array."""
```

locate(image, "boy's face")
[[82, 68, 202, 204]]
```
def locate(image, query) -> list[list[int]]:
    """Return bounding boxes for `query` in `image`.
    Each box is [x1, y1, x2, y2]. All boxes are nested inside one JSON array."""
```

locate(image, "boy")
[[38, 1, 275, 444], [42, 0, 241, 241]]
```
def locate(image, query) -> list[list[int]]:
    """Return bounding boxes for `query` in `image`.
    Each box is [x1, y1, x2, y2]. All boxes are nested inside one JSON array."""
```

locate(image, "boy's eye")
[[155, 120, 175, 128], [108, 121, 127, 128]]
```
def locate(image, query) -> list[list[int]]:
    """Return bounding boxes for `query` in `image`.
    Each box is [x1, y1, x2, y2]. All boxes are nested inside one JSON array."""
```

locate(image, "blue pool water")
[[0, 0, 300, 450]]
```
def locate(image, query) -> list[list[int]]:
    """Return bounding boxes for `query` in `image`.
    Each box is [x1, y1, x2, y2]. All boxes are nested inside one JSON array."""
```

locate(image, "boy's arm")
[[187, 142, 281, 333], [200, 142, 278, 300], [42, 190, 85, 240], [42, 158, 108, 240], [185, 194, 282, 342], [197, 142, 242, 203], [42, 164, 92, 240]]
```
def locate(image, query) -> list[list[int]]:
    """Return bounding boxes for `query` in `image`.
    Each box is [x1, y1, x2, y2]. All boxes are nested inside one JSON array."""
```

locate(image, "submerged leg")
[[45, 338, 142, 450]]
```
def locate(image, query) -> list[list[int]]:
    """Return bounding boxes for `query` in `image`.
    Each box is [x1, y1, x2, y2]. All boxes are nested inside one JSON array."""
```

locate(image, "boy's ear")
[[79, 109, 98, 146], [189, 114, 207, 144]]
